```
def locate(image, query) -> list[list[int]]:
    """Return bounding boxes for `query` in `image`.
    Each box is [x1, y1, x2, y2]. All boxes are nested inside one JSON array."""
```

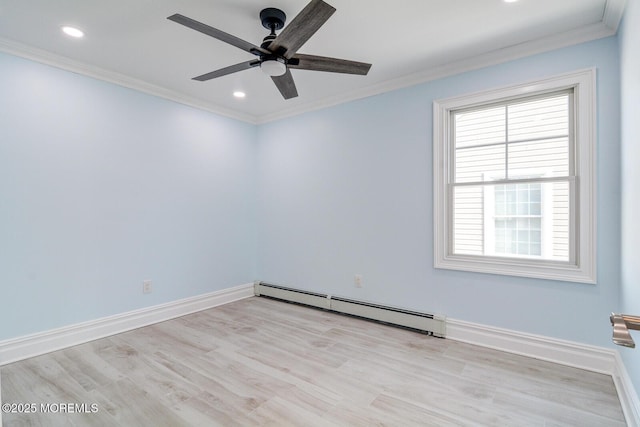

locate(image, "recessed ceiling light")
[[504, 0, 519, 3], [61, 26, 84, 38], [233, 91, 246, 98]]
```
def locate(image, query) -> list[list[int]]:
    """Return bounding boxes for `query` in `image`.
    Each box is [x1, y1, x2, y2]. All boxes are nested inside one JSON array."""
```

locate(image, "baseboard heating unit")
[[254, 282, 446, 337]]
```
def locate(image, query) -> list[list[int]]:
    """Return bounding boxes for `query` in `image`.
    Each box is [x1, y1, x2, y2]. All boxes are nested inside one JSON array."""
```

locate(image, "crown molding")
[[603, 0, 627, 30], [258, 17, 619, 124], [0, 0, 626, 125], [0, 38, 259, 124]]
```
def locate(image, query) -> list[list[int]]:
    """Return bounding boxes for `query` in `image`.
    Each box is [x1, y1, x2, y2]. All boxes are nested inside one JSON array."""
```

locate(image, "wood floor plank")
[[0, 297, 627, 426]]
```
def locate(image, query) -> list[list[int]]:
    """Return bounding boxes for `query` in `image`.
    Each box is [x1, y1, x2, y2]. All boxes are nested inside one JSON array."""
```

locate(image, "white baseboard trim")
[[0, 283, 254, 366], [613, 352, 640, 427], [446, 318, 617, 374], [447, 318, 639, 426]]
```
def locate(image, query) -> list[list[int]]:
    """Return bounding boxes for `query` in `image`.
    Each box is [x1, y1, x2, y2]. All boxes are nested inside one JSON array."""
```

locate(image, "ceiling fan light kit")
[[168, 0, 371, 100], [260, 57, 287, 77]]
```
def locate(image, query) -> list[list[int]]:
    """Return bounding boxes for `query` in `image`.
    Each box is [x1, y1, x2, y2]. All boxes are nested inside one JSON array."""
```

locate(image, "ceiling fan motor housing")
[[261, 33, 277, 49]]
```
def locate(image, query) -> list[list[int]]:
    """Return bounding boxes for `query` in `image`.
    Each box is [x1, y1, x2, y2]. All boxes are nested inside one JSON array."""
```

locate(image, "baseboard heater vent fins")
[[254, 282, 446, 338]]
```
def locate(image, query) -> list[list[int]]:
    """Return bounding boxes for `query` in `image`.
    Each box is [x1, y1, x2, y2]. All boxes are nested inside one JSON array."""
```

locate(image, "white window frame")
[[433, 68, 596, 284]]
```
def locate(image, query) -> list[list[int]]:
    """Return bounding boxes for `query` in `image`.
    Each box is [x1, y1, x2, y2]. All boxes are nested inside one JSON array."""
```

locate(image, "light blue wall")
[[256, 36, 621, 347], [0, 33, 625, 354], [0, 53, 257, 340], [619, 0, 640, 397]]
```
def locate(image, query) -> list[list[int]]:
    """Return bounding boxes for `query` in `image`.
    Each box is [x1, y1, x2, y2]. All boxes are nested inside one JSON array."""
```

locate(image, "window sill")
[[435, 253, 596, 284]]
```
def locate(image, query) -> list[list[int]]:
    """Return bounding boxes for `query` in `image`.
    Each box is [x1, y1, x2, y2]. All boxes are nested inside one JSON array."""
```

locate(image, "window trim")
[[433, 68, 596, 284]]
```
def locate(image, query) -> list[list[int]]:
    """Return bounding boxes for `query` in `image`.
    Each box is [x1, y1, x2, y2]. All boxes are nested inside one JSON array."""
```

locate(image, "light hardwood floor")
[[1, 297, 626, 426]]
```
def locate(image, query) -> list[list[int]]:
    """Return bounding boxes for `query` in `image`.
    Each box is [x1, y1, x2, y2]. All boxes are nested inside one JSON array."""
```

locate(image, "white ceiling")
[[0, 0, 625, 123]]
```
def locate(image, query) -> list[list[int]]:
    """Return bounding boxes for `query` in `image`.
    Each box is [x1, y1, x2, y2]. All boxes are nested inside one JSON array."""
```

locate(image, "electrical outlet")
[[354, 274, 363, 288], [142, 280, 152, 294]]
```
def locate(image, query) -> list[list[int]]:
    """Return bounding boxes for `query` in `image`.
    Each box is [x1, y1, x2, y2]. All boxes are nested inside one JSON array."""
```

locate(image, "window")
[[433, 69, 596, 283], [490, 182, 543, 257]]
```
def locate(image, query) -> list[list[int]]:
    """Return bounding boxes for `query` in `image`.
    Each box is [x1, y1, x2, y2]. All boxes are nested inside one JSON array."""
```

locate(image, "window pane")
[[548, 181, 570, 261], [496, 215, 541, 257], [453, 180, 570, 261], [455, 106, 505, 148], [531, 230, 541, 242], [530, 217, 541, 230], [531, 185, 541, 202], [530, 243, 541, 256], [455, 144, 505, 183], [508, 95, 569, 142], [530, 202, 541, 215], [452, 185, 484, 255], [508, 137, 569, 177]]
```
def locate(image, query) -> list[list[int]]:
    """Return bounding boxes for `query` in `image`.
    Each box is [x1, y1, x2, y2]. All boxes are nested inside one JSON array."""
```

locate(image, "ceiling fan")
[[167, 0, 372, 100]]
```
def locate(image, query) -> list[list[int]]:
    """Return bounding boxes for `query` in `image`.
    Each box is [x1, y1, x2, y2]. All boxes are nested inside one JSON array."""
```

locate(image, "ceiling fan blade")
[[268, 0, 336, 59], [271, 69, 299, 99], [193, 60, 260, 81], [289, 54, 371, 75], [168, 14, 268, 56]]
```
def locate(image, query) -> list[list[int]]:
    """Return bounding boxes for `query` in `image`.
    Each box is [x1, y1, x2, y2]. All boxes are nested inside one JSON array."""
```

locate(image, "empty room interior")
[[1, 0, 639, 425]]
